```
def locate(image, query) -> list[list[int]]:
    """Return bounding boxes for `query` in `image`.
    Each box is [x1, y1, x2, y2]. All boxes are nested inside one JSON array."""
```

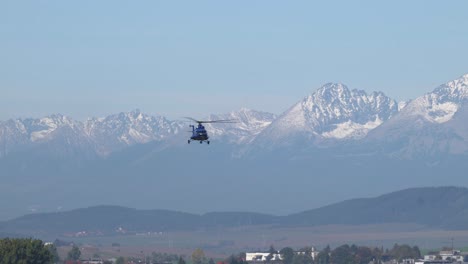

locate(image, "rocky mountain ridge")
[[250, 83, 399, 152], [366, 73, 468, 158], [1, 74, 468, 159], [0, 108, 275, 158]]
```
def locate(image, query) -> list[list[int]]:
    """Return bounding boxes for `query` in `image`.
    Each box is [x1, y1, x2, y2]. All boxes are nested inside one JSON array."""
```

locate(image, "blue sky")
[[1, 1, 468, 120]]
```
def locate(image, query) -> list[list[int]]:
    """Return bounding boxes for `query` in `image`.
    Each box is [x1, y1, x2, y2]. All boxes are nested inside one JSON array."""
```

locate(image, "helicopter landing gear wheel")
[[207, 141, 210, 145], [188, 140, 190, 144], [200, 141, 202, 144]]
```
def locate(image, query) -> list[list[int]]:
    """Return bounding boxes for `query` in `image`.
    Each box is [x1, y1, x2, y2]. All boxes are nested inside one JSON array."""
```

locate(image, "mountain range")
[[0, 74, 468, 220], [2, 74, 468, 158]]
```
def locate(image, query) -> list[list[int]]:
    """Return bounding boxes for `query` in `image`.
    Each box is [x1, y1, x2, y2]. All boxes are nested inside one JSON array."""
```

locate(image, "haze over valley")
[[1, 74, 468, 220]]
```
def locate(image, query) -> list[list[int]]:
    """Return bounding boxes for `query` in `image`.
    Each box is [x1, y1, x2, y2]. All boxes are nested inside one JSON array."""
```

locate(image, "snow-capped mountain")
[[205, 108, 276, 144], [251, 83, 399, 149], [0, 111, 185, 158], [367, 73, 468, 157], [2, 74, 468, 160], [0, 109, 277, 158], [0, 114, 95, 158], [396, 73, 468, 124], [85, 109, 185, 155], [0, 119, 29, 157]]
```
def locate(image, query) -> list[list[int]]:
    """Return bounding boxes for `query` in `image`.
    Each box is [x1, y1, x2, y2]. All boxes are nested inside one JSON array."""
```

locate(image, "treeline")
[[278, 244, 421, 264], [0, 238, 58, 264], [0, 237, 422, 264], [62, 243, 422, 264], [318, 244, 420, 264], [197, 244, 421, 264], [111, 248, 214, 264]]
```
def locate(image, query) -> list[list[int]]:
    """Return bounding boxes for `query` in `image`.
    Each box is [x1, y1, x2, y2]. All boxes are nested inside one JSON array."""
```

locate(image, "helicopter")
[[184, 117, 236, 144]]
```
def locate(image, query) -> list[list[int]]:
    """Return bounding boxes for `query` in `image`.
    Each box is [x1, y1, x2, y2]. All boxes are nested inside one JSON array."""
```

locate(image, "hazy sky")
[[1, 1, 468, 120]]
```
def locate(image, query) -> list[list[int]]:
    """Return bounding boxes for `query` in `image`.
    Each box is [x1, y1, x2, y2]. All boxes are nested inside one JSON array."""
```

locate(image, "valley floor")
[[56, 224, 468, 257]]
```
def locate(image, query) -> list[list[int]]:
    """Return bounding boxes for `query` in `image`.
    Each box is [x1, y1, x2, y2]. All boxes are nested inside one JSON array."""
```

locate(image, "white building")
[[246, 247, 320, 262], [417, 249, 468, 264], [246, 252, 282, 262]]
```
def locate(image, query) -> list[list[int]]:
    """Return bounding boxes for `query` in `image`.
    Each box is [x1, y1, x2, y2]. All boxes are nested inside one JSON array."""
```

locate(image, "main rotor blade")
[[183, 117, 202, 123], [201, 119, 238, 124], [183, 117, 237, 124]]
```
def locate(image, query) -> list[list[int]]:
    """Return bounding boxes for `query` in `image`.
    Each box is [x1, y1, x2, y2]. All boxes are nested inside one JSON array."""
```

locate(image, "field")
[[56, 224, 468, 259]]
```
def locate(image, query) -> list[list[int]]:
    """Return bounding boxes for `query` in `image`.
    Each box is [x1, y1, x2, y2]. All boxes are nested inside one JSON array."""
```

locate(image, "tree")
[[192, 248, 206, 264], [209, 258, 216, 264], [280, 247, 295, 264], [178, 256, 187, 264], [316, 245, 330, 264], [227, 254, 248, 264], [266, 245, 277, 262], [388, 244, 421, 261], [232, 253, 250, 264], [371, 247, 383, 263], [239, 252, 247, 260], [116, 256, 126, 264], [67, 245, 81, 261], [412, 246, 421, 259], [46, 244, 60, 263], [355, 246, 373, 264], [0, 238, 53, 264], [152, 252, 180, 263], [331, 244, 357, 264], [292, 252, 313, 264]]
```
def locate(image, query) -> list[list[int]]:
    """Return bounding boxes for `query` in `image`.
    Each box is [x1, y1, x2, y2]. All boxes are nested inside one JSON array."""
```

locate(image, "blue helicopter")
[[185, 117, 236, 144]]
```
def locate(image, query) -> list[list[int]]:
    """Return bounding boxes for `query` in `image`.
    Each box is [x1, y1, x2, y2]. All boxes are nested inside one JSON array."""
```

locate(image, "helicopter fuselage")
[[185, 117, 235, 145], [188, 124, 209, 143]]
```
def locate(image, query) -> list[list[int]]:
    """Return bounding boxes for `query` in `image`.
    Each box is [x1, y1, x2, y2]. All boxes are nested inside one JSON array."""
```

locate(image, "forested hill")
[[284, 186, 468, 229], [0, 206, 278, 236], [2, 187, 468, 237]]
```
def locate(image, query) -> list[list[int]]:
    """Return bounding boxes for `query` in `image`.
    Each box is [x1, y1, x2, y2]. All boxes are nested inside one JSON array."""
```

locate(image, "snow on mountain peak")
[[206, 108, 276, 144], [432, 73, 468, 101], [401, 73, 468, 124], [316, 83, 349, 98], [83, 110, 185, 155], [300, 83, 398, 139], [253, 83, 399, 145], [398, 101, 408, 111], [2, 74, 467, 158], [29, 114, 78, 142]]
